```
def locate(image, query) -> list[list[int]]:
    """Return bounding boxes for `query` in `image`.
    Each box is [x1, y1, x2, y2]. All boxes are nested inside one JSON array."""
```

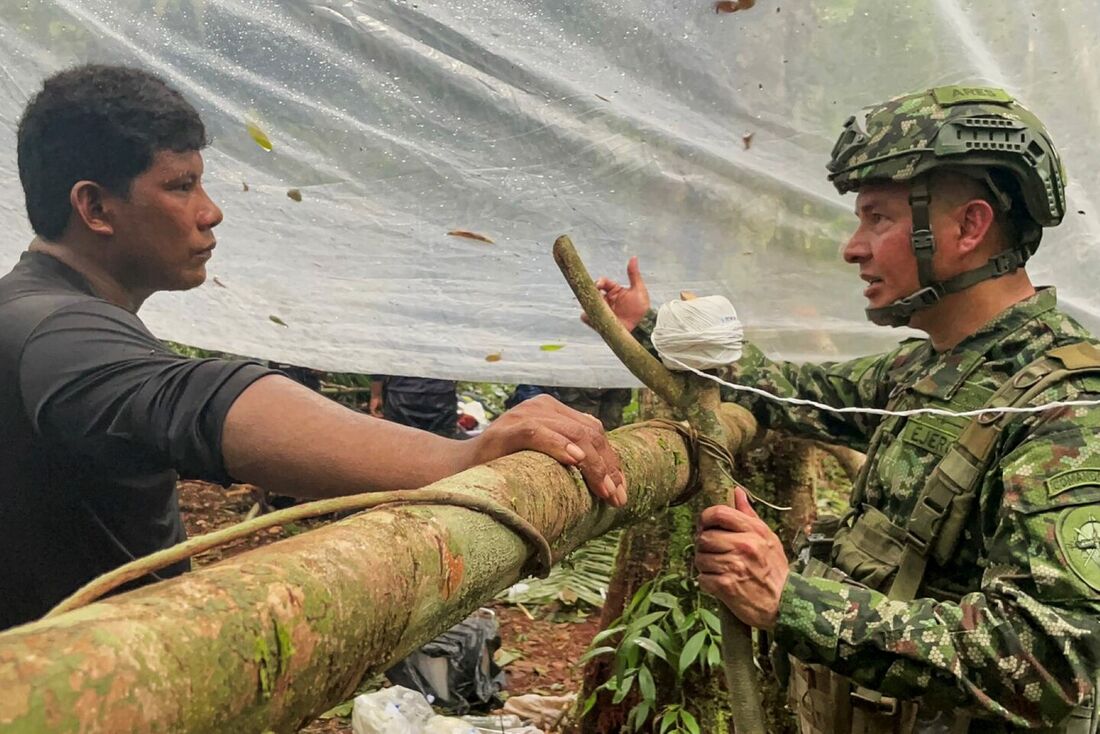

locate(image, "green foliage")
[[457, 381, 512, 419], [580, 570, 722, 733], [621, 389, 641, 426], [499, 531, 620, 608]]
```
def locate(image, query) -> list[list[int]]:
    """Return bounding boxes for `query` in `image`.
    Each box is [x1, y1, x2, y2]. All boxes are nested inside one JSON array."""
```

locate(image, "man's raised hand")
[[586, 255, 651, 332]]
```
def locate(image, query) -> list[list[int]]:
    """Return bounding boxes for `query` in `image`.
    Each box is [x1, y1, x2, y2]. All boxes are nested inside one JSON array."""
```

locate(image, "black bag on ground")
[[385, 608, 505, 713]]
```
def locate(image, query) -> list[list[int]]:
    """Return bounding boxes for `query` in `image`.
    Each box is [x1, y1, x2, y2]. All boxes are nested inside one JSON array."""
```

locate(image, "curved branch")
[[553, 235, 686, 406]]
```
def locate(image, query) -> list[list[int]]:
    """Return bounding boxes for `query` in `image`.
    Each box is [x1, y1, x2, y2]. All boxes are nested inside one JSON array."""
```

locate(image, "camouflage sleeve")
[[633, 309, 915, 451], [773, 399, 1100, 728]]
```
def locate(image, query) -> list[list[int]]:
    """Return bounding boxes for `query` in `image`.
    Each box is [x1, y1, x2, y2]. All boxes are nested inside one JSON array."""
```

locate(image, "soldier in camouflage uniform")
[[594, 87, 1100, 733]]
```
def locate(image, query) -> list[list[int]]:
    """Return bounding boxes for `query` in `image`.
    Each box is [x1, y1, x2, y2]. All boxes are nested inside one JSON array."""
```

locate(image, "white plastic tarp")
[[1, 1, 1097, 386]]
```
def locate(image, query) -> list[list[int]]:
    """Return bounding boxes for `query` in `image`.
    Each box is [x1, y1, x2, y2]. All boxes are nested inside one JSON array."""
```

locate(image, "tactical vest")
[[789, 342, 1100, 734]]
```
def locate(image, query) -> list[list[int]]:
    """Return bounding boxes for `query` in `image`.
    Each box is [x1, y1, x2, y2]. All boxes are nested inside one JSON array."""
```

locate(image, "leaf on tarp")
[[246, 121, 273, 151], [595, 93, 610, 102], [269, 315, 289, 327], [242, 181, 249, 191], [447, 229, 494, 244], [742, 131, 754, 149], [715, 0, 755, 13], [485, 352, 502, 362], [212, 276, 227, 288], [286, 188, 303, 202], [540, 344, 565, 352]]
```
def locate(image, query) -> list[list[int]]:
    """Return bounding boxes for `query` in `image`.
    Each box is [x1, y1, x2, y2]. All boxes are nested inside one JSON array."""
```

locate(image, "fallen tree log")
[[0, 406, 756, 734]]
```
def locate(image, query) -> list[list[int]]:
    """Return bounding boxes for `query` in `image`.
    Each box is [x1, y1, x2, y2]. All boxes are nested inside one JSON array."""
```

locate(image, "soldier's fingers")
[[733, 487, 761, 520], [626, 256, 646, 291], [699, 505, 758, 533], [595, 276, 623, 293], [695, 528, 742, 553]]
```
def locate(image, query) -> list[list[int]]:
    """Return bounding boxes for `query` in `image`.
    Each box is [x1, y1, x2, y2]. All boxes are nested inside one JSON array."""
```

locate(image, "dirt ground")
[[178, 480, 600, 733]]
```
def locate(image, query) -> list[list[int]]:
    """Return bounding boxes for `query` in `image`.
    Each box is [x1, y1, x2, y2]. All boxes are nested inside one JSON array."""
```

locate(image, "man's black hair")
[[17, 64, 209, 240]]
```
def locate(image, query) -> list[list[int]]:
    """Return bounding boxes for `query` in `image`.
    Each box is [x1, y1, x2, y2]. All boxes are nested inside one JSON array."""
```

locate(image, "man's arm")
[[223, 375, 627, 502], [766, 414, 1100, 727], [23, 303, 627, 506]]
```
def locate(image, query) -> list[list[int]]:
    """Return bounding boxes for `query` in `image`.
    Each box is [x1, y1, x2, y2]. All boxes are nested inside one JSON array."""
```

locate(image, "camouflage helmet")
[[827, 85, 1066, 229]]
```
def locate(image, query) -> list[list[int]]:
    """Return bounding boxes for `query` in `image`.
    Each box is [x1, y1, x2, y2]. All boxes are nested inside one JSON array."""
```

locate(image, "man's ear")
[[69, 181, 115, 237], [955, 198, 996, 257]]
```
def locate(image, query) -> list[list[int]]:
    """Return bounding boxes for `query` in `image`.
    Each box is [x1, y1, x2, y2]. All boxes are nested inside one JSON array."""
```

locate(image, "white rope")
[[661, 355, 1100, 420]]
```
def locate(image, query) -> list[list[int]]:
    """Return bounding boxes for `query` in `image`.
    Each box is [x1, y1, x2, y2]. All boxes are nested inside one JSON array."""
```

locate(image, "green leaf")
[[648, 591, 680, 609], [539, 343, 565, 351], [680, 710, 701, 734], [706, 641, 721, 669], [578, 645, 616, 664], [581, 692, 598, 717], [646, 624, 673, 650], [637, 665, 657, 703], [632, 636, 668, 662], [659, 708, 679, 734], [677, 611, 701, 634], [678, 630, 707, 675], [629, 700, 652, 733], [699, 608, 722, 633], [626, 611, 667, 632], [591, 625, 627, 646], [268, 315, 288, 327], [318, 699, 354, 719], [612, 674, 636, 704], [624, 641, 640, 669], [494, 647, 523, 667], [626, 581, 655, 612]]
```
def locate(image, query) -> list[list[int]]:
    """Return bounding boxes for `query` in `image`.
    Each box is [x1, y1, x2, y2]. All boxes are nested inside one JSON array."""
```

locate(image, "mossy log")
[[0, 406, 755, 734]]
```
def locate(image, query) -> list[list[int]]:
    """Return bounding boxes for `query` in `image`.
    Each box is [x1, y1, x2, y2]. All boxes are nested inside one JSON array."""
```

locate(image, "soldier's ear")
[[954, 198, 996, 258]]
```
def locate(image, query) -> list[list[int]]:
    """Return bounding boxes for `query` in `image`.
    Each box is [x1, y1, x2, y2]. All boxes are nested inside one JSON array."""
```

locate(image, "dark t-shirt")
[[380, 376, 458, 437], [0, 252, 275, 630]]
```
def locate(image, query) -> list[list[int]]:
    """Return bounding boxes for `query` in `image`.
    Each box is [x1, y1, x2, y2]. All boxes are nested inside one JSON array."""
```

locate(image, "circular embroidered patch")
[[1058, 506, 1100, 593]]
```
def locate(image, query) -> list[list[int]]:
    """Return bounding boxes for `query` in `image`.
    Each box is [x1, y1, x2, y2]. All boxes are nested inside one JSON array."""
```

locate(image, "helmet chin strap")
[[865, 177, 1031, 328]]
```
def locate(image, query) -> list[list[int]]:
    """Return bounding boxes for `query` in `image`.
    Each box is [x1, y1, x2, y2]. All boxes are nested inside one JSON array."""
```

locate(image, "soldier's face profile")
[[843, 182, 920, 310]]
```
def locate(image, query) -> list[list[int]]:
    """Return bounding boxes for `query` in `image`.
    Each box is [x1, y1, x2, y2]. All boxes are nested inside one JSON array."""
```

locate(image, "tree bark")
[[0, 407, 755, 734], [574, 391, 677, 734]]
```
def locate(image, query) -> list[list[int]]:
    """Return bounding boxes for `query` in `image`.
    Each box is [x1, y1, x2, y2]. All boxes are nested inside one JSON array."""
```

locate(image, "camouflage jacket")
[[638, 288, 1100, 729]]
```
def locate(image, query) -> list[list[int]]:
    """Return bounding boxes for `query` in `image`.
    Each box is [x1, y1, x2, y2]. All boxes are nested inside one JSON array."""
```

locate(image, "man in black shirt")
[[0, 65, 626, 630], [371, 375, 462, 437]]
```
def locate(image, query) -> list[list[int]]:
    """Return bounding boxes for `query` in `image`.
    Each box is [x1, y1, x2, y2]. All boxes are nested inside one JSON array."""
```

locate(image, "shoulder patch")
[[1046, 468, 1100, 498], [1057, 505, 1100, 593], [931, 85, 1014, 107]]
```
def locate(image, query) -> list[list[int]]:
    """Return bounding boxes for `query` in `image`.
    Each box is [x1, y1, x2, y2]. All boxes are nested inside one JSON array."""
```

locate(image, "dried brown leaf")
[[269, 315, 288, 327], [448, 229, 494, 244], [715, 0, 755, 13], [286, 188, 302, 202], [742, 131, 754, 149], [485, 352, 502, 362]]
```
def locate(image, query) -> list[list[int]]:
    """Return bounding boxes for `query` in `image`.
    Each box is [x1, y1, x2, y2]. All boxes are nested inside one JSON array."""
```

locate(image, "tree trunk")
[[573, 391, 677, 734], [573, 391, 742, 734], [0, 406, 756, 734]]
